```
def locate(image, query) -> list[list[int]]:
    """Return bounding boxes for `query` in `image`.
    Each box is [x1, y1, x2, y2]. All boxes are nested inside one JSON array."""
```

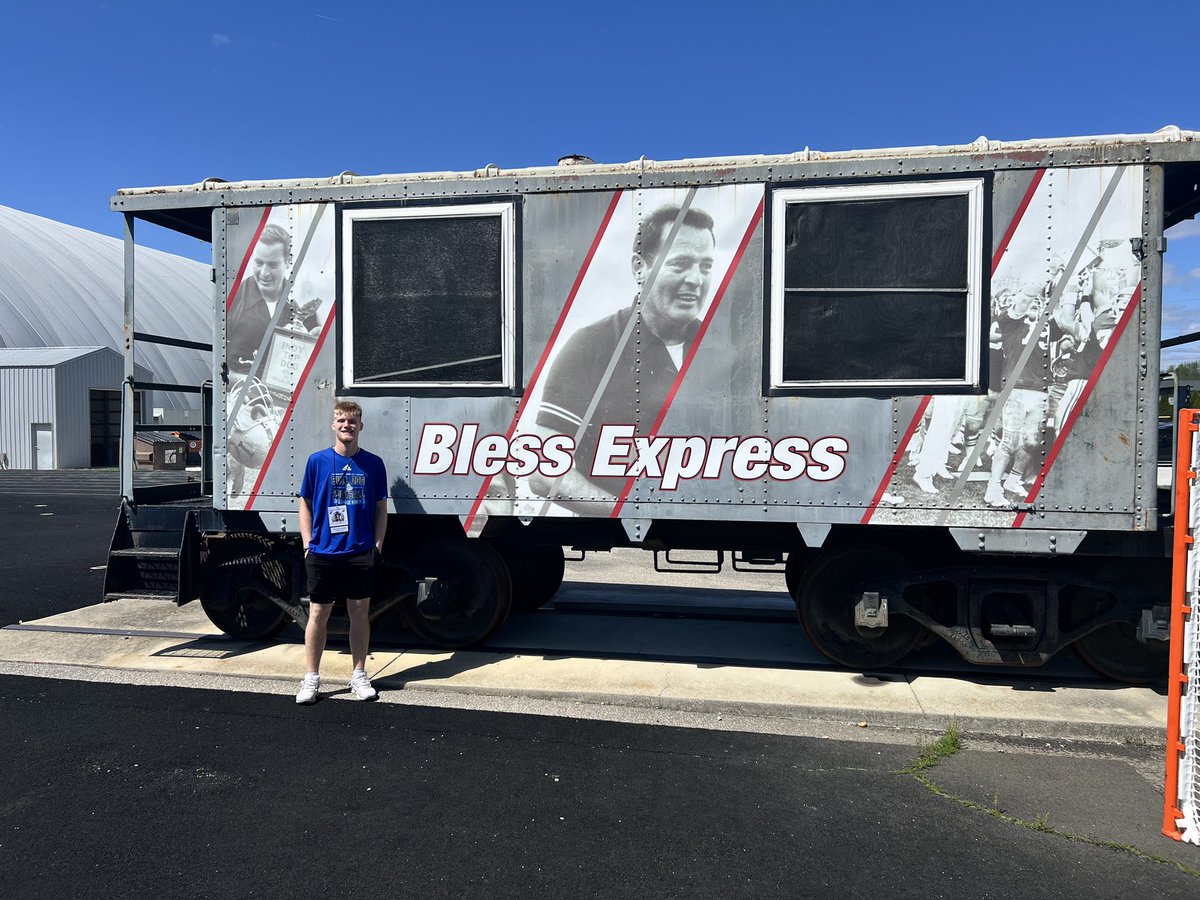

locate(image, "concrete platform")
[[0, 582, 1168, 746]]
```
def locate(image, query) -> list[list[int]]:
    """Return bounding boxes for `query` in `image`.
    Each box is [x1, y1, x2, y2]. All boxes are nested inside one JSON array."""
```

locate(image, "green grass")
[[900, 722, 963, 774], [900, 724, 1200, 879]]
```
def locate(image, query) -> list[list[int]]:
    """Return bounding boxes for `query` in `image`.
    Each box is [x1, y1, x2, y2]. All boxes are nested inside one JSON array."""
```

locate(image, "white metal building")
[[0, 347, 153, 470]]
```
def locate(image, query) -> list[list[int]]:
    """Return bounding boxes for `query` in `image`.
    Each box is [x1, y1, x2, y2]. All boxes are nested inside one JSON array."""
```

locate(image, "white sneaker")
[[984, 483, 1009, 508], [296, 673, 320, 705], [913, 474, 937, 494], [349, 672, 377, 701], [1003, 474, 1026, 496]]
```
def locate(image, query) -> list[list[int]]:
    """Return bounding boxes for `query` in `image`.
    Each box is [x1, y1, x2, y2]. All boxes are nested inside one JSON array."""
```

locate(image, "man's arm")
[[373, 498, 388, 553], [527, 423, 619, 514], [299, 497, 313, 553]]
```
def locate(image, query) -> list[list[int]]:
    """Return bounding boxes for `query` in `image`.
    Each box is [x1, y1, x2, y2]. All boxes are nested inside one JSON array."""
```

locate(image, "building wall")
[[0, 349, 146, 470], [54, 350, 127, 468], [0, 366, 56, 469]]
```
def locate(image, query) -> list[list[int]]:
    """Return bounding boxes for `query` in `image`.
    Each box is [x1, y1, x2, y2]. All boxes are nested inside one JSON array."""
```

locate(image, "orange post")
[[1164, 409, 1198, 840]]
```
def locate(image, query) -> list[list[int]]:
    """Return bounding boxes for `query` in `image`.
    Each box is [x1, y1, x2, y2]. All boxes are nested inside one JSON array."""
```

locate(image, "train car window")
[[769, 179, 984, 391], [342, 203, 515, 388]]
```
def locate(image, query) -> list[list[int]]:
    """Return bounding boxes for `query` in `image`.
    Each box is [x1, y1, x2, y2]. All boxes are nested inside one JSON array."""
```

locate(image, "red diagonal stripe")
[[462, 189, 625, 534], [245, 307, 337, 510], [858, 395, 933, 524], [226, 207, 273, 312], [1013, 283, 1142, 528], [610, 196, 765, 517], [992, 169, 1045, 273], [861, 168, 1046, 524]]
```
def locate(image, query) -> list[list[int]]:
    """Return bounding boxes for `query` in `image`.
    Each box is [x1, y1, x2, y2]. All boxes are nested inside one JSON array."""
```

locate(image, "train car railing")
[[120, 214, 213, 504]]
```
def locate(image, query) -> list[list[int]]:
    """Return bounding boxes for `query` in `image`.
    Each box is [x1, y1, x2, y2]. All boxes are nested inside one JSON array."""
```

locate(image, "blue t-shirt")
[[300, 447, 388, 557]]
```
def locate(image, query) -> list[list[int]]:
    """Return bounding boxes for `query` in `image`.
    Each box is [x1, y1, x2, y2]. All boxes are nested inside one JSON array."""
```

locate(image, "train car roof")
[[113, 127, 1200, 242]]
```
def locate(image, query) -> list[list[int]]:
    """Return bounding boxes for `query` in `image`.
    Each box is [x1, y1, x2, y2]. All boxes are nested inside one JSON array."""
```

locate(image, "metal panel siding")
[[0, 367, 55, 469], [54, 350, 127, 469], [194, 152, 1172, 535]]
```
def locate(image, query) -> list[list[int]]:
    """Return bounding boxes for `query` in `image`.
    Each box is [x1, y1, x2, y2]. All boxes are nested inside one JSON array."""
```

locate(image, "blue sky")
[[2, 0, 1199, 361]]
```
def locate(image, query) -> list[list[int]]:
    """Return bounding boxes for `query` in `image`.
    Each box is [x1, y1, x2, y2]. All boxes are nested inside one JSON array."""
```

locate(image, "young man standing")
[[296, 400, 388, 703]]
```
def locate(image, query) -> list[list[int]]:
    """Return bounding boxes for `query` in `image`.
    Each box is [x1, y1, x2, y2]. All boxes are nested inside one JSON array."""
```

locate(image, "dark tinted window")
[[351, 214, 505, 384], [784, 196, 968, 290], [781, 292, 968, 382], [775, 182, 981, 388]]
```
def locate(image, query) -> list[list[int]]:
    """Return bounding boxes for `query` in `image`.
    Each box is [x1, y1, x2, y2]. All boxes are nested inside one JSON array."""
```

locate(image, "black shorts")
[[305, 548, 377, 604]]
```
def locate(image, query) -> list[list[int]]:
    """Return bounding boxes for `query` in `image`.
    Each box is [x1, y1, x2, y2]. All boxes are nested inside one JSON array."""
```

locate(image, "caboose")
[[104, 128, 1200, 683]]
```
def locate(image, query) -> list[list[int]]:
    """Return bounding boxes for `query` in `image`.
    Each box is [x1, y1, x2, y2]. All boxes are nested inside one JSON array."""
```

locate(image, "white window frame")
[[342, 203, 516, 389], [769, 178, 985, 391]]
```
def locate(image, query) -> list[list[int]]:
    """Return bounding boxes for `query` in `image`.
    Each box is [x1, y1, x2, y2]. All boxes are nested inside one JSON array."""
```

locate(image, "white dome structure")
[[0, 205, 211, 406]]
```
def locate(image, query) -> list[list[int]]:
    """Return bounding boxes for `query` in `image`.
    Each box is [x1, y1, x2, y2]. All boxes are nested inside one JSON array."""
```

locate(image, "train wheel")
[[1073, 623, 1168, 684], [492, 542, 565, 611], [402, 541, 512, 649], [784, 548, 818, 598], [199, 536, 289, 640], [796, 546, 924, 669]]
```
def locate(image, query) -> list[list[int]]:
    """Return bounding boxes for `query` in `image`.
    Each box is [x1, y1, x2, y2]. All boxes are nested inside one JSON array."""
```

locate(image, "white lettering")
[[627, 436, 669, 478], [541, 435, 574, 477], [453, 423, 479, 475], [660, 436, 707, 490], [508, 434, 541, 477], [703, 437, 741, 478], [592, 425, 635, 477], [413, 424, 849, 487], [472, 435, 508, 476], [413, 424, 457, 475], [808, 436, 849, 482], [731, 437, 772, 479], [769, 437, 810, 481]]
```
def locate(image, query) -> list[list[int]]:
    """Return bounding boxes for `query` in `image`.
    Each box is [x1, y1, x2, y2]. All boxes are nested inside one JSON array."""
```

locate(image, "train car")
[[104, 128, 1200, 683]]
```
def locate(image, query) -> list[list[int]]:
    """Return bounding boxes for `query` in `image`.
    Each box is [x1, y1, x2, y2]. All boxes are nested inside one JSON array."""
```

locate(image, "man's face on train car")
[[638, 223, 715, 343], [252, 241, 288, 303]]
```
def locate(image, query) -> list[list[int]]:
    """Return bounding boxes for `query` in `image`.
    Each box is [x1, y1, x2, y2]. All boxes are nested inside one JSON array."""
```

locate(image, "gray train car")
[[104, 128, 1200, 683]]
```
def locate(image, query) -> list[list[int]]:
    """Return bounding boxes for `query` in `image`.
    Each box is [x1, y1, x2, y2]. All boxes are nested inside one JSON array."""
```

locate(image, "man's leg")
[[347, 597, 370, 673], [296, 599, 332, 704], [986, 399, 1019, 507], [347, 597, 378, 700], [305, 601, 334, 673], [915, 396, 968, 491]]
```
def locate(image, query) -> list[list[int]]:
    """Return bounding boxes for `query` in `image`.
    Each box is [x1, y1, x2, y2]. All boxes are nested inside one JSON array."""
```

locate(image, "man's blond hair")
[[334, 399, 363, 420]]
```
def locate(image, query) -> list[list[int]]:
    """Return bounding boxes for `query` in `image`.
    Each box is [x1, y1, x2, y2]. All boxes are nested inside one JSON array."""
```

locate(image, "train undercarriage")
[[104, 504, 1171, 684]]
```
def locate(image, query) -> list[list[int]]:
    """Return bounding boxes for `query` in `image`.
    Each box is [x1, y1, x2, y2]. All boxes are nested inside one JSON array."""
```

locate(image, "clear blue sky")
[[3, 0, 1199, 360]]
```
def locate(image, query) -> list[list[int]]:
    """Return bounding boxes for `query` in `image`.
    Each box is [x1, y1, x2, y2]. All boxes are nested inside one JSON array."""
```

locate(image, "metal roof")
[[0, 206, 211, 406], [115, 126, 1200, 201], [0, 346, 152, 381], [110, 126, 1200, 240], [0, 346, 109, 367], [134, 431, 186, 444]]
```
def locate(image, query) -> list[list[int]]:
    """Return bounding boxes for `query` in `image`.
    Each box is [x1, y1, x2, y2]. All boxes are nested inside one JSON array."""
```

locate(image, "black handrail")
[[133, 331, 213, 353], [132, 380, 205, 394]]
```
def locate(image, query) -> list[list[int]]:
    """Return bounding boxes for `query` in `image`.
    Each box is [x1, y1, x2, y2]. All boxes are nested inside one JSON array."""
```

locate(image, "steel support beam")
[[121, 214, 135, 502]]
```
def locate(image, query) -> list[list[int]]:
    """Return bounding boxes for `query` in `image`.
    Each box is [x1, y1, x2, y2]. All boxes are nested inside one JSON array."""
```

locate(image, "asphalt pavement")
[[1, 674, 1197, 899], [1, 471, 1197, 896]]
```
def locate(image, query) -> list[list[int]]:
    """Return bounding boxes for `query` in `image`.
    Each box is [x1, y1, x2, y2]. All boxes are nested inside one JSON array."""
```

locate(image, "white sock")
[[352, 669, 366, 678]]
